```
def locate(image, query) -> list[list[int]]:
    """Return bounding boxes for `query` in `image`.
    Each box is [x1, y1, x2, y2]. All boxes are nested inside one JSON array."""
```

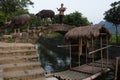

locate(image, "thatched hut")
[[65, 24, 111, 41], [64, 24, 111, 68]]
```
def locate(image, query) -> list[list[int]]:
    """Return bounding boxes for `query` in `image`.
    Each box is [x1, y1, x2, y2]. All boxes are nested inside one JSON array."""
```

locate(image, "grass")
[[109, 35, 120, 45]]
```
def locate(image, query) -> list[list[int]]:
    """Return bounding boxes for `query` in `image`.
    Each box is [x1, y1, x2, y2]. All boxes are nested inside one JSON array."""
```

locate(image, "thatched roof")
[[64, 25, 111, 41]]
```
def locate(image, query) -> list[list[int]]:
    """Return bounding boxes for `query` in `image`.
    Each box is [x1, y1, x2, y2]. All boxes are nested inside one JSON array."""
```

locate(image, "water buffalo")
[[36, 10, 55, 25], [3, 14, 31, 33]]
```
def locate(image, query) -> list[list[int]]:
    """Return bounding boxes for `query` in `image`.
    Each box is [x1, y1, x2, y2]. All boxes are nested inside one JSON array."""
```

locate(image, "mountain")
[[98, 21, 120, 34]]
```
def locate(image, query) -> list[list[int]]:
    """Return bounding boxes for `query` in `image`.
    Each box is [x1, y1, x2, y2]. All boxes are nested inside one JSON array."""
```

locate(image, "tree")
[[104, 1, 120, 44], [63, 11, 90, 26], [0, 0, 33, 21]]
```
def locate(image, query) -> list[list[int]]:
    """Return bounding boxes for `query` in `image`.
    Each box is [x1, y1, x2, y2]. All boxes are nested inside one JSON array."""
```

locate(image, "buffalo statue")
[[36, 10, 55, 25], [3, 14, 31, 33]]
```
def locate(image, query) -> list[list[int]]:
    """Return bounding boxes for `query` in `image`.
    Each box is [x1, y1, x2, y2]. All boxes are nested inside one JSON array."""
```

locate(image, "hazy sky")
[[28, 0, 119, 24]]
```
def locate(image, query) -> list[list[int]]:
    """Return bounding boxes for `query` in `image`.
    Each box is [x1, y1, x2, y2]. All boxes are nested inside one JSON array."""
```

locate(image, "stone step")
[[0, 46, 35, 51], [45, 77, 58, 80], [3, 68, 45, 80], [0, 69, 3, 80], [0, 50, 37, 58], [0, 42, 35, 51], [31, 77, 46, 80], [0, 62, 41, 72], [0, 55, 39, 65]]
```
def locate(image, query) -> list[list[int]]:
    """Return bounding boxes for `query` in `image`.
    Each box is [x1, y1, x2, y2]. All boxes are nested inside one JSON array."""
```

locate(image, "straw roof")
[[64, 24, 111, 41]]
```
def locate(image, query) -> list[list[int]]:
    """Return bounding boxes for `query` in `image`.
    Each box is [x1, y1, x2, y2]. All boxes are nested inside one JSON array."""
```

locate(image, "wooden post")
[[86, 47, 88, 64], [69, 42, 72, 69], [106, 36, 109, 67], [100, 37, 103, 69], [115, 57, 118, 80], [92, 37, 94, 63], [79, 38, 82, 66], [86, 39, 89, 64]]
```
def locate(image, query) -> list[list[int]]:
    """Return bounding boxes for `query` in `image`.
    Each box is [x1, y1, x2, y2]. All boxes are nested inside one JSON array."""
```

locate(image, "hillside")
[[98, 21, 120, 34]]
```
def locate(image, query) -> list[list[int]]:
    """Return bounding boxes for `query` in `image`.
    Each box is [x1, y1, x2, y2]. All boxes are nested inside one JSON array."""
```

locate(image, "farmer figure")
[[57, 3, 67, 24]]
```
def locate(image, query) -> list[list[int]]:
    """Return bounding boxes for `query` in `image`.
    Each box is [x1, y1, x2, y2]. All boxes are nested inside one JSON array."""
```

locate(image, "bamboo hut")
[[64, 24, 111, 68]]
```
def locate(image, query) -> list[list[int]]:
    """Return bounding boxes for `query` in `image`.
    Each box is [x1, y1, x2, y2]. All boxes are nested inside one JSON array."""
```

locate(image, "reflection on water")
[[36, 39, 115, 80], [36, 43, 70, 73]]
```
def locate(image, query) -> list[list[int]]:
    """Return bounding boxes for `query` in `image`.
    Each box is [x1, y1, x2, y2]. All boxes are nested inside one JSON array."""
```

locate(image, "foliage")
[[104, 1, 120, 25], [64, 11, 90, 26], [14, 9, 29, 16], [0, 11, 4, 25], [54, 14, 60, 23], [104, 1, 120, 44], [29, 14, 41, 28], [41, 32, 64, 39], [55, 11, 90, 26], [0, 0, 33, 21], [109, 35, 120, 45]]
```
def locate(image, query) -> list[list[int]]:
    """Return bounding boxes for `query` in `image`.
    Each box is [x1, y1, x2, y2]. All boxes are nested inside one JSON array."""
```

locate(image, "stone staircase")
[[0, 42, 45, 80]]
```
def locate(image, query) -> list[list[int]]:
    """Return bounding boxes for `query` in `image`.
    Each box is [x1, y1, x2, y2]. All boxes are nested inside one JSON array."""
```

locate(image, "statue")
[[57, 3, 67, 24]]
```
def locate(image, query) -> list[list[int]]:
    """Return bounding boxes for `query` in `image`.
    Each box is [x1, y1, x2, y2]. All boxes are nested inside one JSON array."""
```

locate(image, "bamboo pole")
[[106, 36, 109, 67], [79, 38, 82, 66], [69, 42, 72, 69], [57, 44, 79, 47], [92, 37, 94, 63], [100, 37, 103, 70], [115, 57, 119, 80], [89, 45, 111, 54], [86, 39, 88, 64]]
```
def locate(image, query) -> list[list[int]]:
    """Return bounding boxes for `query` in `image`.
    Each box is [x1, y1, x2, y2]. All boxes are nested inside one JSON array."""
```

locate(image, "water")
[[36, 42, 70, 73], [36, 38, 115, 79]]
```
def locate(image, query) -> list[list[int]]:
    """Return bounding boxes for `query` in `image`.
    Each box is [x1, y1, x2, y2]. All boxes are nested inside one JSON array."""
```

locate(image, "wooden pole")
[[92, 37, 94, 63], [115, 57, 118, 80], [86, 39, 88, 64], [57, 44, 78, 47], [85, 40, 88, 64], [69, 42, 72, 69], [79, 38, 82, 66], [115, 57, 119, 80], [100, 37, 103, 70], [106, 36, 109, 67], [89, 45, 111, 54]]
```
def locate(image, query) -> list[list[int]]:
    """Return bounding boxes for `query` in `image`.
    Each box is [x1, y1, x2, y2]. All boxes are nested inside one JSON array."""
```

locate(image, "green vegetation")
[[64, 11, 91, 26], [55, 11, 91, 26], [41, 32, 64, 39], [0, 0, 33, 21], [0, 0, 119, 46], [109, 35, 120, 45], [0, 0, 91, 34], [104, 1, 120, 44], [5, 38, 15, 43]]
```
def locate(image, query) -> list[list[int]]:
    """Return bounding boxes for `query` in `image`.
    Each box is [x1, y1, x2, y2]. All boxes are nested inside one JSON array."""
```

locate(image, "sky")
[[28, 0, 119, 24]]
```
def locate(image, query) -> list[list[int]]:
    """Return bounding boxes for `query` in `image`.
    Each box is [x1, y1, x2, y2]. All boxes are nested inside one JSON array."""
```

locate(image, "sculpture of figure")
[[57, 3, 67, 24]]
